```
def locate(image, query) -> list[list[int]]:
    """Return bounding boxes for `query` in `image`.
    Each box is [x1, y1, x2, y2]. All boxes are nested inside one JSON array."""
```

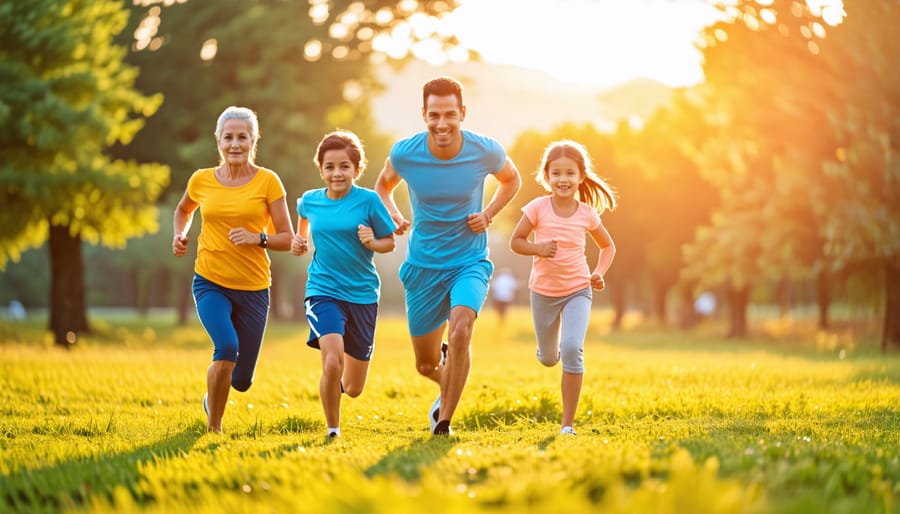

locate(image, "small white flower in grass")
[[531, 396, 537, 401], [373, 415, 379, 420], [241, 484, 251, 493], [456, 449, 463, 455], [158, 400, 162, 404], [357, 415, 363, 420], [587, 410, 592, 415], [456, 484, 467, 493], [468, 491, 476, 498], [281, 403, 289, 408], [247, 403, 253, 409], [603, 439, 608, 444]]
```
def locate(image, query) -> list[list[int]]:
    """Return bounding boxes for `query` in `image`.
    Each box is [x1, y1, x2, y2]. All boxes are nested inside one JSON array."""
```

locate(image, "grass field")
[[1, 308, 898, 513]]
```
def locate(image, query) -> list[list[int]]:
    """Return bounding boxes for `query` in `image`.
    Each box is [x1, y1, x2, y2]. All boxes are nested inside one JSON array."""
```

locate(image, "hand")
[[227, 227, 259, 246], [391, 212, 411, 235], [172, 235, 188, 257], [291, 234, 309, 256], [536, 240, 558, 258], [467, 211, 491, 233], [590, 272, 606, 291], [358, 224, 374, 248]]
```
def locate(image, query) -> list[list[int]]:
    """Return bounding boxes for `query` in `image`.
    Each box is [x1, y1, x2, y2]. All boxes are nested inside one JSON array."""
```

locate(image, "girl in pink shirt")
[[510, 140, 616, 436]]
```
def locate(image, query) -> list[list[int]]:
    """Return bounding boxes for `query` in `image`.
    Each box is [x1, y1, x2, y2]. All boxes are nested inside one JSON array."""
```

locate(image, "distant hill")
[[371, 60, 674, 146]]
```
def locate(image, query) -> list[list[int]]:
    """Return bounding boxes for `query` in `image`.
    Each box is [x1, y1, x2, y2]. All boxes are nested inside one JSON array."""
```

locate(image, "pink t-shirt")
[[522, 196, 601, 297]]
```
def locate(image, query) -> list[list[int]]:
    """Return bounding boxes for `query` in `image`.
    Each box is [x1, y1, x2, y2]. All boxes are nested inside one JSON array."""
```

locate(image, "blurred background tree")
[[0, 0, 168, 346]]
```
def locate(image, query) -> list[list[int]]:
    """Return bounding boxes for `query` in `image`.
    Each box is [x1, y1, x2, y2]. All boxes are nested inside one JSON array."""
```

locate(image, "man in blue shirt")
[[374, 76, 522, 435]]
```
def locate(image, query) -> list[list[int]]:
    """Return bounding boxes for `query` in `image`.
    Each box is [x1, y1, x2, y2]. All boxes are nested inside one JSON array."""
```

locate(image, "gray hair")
[[215, 106, 260, 162]]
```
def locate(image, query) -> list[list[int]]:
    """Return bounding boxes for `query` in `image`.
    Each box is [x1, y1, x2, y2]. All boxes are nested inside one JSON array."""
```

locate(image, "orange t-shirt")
[[187, 167, 285, 290], [522, 196, 601, 297]]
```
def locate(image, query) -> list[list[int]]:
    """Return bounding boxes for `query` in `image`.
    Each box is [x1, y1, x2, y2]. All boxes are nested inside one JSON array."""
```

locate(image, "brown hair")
[[314, 130, 367, 176], [422, 76, 463, 108], [537, 140, 617, 213]]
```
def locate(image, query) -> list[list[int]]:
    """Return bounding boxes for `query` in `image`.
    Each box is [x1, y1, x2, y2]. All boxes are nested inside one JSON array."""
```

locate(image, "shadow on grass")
[[0, 425, 203, 512], [363, 437, 456, 482]]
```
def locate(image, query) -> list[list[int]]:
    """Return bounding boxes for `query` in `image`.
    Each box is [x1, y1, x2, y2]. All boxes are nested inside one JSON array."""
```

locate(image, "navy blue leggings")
[[192, 274, 269, 392]]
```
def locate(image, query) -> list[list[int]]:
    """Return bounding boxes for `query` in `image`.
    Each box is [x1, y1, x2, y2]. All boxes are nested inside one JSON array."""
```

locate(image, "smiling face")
[[423, 94, 465, 152], [319, 148, 359, 199], [545, 156, 584, 200], [217, 118, 254, 167]]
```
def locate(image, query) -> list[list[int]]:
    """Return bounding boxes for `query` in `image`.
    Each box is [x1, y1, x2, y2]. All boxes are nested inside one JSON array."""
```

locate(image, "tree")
[[815, 0, 900, 348], [0, 0, 168, 345]]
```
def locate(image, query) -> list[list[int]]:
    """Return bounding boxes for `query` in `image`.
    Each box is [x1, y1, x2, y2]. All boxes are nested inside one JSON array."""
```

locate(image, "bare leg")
[[341, 353, 370, 399], [207, 360, 234, 433], [318, 334, 344, 429], [561, 371, 583, 428], [438, 306, 476, 423], [412, 322, 446, 384]]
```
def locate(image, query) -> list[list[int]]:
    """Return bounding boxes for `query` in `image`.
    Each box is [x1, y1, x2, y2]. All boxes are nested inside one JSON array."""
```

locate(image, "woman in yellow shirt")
[[172, 106, 293, 433]]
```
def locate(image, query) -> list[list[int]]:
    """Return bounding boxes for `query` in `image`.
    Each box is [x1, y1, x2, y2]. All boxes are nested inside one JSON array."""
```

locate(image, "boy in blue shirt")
[[374, 77, 522, 435], [293, 131, 396, 438]]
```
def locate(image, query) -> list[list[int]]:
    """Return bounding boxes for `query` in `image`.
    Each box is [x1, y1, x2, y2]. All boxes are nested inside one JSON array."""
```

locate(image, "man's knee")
[[343, 383, 364, 398], [416, 360, 439, 377]]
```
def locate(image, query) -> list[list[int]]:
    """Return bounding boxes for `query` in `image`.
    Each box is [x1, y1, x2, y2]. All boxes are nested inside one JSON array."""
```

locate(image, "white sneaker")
[[203, 392, 209, 418], [428, 395, 441, 433], [560, 426, 577, 436]]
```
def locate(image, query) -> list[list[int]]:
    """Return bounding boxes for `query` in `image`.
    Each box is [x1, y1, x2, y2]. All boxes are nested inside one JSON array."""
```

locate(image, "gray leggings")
[[530, 287, 592, 374]]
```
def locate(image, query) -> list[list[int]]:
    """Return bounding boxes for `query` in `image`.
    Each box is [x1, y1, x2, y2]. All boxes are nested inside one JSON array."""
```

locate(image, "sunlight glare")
[[309, 1, 329, 25], [199, 39, 217, 61], [304, 39, 323, 61], [448, 0, 719, 88]]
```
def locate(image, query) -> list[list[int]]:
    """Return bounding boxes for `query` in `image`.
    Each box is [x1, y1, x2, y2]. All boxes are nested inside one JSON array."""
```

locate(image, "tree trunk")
[[654, 283, 669, 325], [726, 286, 749, 338], [678, 285, 699, 330], [777, 277, 791, 318], [610, 279, 626, 330], [882, 262, 900, 351], [176, 269, 192, 326], [815, 269, 830, 331], [48, 224, 90, 347]]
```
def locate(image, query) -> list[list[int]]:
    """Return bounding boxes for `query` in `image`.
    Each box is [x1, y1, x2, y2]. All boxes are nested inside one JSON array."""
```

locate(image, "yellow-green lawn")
[[1, 309, 898, 513]]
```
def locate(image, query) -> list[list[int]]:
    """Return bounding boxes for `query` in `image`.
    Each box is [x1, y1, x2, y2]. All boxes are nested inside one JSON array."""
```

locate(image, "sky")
[[442, 0, 721, 88]]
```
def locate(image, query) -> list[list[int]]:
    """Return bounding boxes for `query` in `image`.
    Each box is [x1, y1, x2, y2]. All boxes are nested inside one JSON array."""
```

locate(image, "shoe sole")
[[428, 395, 441, 433]]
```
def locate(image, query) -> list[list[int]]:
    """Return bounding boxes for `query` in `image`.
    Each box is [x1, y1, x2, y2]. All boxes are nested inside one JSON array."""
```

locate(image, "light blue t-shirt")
[[297, 185, 396, 304], [389, 129, 507, 269]]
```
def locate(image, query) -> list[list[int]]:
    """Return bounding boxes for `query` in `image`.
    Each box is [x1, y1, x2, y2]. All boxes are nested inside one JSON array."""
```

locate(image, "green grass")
[[1, 308, 898, 513]]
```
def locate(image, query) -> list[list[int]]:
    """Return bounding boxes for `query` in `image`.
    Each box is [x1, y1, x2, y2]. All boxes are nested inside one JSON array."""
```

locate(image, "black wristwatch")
[[258, 233, 268, 248]]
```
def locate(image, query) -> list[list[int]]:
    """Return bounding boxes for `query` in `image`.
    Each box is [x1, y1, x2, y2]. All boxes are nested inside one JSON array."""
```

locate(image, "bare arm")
[[264, 196, 294, 251], [468, 157, 522, 233], [292, 217, 309, 256], [358, 225, 396, 254], [509, 214, 557, 257], [225, 195, 294, 251], [373, 157, 411, 235], [172, 190, 198, 257], [588, 221, 616, 290]]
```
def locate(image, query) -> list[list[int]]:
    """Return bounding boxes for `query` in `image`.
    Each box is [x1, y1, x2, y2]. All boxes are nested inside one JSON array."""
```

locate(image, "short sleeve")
[[521, 197, 542, 225], [265, 169, 287, 204], [367, 191, 396, 239]]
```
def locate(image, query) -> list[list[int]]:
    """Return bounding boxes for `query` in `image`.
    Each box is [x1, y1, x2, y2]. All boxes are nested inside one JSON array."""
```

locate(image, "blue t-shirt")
[[297, 185, 396, 304], [389, 129, 507, 269]]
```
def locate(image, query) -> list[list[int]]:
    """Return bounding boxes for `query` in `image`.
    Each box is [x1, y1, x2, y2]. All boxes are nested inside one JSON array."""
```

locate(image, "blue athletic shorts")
[[192, 274, 269, 392], [398, 259, 494, 337], [304, 296, 377, 361]]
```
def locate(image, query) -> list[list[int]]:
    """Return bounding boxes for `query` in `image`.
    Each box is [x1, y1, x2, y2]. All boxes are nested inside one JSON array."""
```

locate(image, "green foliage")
[[0, 0, 169, 267], [0, 311, 897, 513]]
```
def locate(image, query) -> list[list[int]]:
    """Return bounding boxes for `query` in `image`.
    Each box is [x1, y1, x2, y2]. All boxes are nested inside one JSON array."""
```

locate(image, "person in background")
[[172, 106, 293, 433], [374, 76, 522, 436], [490, 268, 519, 325], [292, 131, 396, 439], [510, 139, 616, 436]]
